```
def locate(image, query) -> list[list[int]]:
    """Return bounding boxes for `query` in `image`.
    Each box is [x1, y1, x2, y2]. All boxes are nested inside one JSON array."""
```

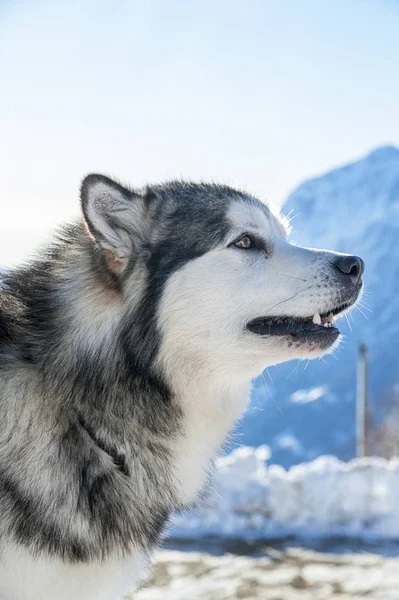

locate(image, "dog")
[[0, 174, 364, 599]]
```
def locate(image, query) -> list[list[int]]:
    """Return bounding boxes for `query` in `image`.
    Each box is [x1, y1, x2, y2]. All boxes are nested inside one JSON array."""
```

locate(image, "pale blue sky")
[[1, 0, 398, 265]]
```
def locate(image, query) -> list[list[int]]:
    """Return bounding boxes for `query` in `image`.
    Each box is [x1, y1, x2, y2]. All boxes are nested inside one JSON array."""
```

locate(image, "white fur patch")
[[0, 543, 148, 600]]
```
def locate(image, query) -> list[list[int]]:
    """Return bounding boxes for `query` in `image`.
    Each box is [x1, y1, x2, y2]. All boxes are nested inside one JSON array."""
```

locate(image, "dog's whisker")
[[358, 301, 372, 313], [261, 372, 284, 416], [286, 211, 300, 223], [263, 289, 307, 315], [286, 362, 301, 380], [279, 273, 308, 282], [265, 369, 274, 384], [345, 313, 353, 332], [355, 305, 369, 320]]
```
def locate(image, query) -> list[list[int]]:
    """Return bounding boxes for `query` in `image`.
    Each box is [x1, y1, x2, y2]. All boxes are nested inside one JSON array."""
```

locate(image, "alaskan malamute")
[[0, 175, 364, 599]]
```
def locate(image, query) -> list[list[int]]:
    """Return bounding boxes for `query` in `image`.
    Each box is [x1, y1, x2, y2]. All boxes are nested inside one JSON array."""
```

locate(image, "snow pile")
[[170, 447, 399, 541]]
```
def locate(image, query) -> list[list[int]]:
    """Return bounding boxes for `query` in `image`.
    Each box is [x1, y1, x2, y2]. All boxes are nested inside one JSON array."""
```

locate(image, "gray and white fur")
[[0, 175, 364, 599]]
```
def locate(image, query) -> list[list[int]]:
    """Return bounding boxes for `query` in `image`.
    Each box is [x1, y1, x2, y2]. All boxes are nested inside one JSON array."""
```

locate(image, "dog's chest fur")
[[170, 383, 250, 504], [0, 361, 249, 600]]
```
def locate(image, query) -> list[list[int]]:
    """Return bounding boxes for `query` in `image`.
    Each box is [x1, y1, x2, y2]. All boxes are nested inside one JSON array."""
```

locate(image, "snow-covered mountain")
[[236, 146, 399, 467]]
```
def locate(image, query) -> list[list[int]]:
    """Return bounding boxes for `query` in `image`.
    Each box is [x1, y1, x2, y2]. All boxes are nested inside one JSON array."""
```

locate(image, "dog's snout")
[[333, 255, 364, 285]]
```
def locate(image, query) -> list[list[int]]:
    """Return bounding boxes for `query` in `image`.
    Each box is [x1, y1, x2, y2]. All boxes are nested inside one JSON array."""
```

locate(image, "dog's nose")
[[334, 255, 364, 285]]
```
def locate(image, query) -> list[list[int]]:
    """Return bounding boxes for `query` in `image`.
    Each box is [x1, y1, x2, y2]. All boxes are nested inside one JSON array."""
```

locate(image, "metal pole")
[[357, 342, 368, 458]]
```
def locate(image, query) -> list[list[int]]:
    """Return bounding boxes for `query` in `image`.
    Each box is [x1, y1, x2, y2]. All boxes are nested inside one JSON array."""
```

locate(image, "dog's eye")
[[234, 235, 253, 249]]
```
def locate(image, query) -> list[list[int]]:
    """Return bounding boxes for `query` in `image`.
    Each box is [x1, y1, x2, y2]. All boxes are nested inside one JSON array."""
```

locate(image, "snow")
[[169, 446, 399, 542], [133, 548, 399, 600]]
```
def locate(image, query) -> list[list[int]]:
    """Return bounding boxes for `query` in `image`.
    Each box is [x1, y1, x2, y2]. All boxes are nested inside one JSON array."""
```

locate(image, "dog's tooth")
[[312, 312, 321, 325], [323, 322, 329, 328], [327, 312, 334, 323]]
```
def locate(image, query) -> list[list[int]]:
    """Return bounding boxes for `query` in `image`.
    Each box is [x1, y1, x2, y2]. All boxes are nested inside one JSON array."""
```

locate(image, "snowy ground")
[[132, 547, 399, 599], [170, 447, 399, 542], [128, 449, 399, 599]]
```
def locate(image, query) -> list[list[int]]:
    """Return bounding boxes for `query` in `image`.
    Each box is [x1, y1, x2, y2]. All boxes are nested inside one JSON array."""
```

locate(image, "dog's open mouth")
[[246, 299, 355, 343]]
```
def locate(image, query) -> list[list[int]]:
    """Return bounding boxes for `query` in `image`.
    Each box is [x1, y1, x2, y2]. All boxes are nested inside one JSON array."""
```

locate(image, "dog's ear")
[[80, 174, 141, 275]]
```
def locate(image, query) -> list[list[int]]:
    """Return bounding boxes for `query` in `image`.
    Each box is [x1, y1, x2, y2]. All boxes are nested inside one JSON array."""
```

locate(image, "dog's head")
[[81, 175, 364, 384]]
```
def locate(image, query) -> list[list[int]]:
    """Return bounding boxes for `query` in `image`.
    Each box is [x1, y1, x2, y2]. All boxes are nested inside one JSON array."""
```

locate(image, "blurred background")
[[1, 1, 399, 598]]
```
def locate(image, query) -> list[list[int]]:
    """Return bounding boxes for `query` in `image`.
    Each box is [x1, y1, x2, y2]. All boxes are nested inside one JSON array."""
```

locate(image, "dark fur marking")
[[78, 416, 130, 477], [0, 465, 91, 562]]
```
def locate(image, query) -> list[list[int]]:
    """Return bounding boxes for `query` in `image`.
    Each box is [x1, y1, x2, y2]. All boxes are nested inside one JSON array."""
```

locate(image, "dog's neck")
[[152, 346, 252, 504]]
